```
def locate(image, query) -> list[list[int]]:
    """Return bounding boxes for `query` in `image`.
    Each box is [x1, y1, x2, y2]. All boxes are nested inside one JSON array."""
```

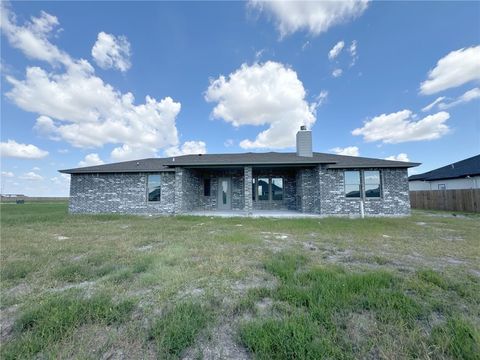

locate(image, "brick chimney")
[[296, 126, 312, 157]]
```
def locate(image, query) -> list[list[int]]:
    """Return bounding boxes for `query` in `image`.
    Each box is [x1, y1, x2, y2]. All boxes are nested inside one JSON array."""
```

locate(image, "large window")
[[258, 177, 269, 201], [364, 171, 381, 198], [147, 174, 161, 202], [252, 176, 284, 201], [272, 178, 283, 201], [345, 171, 361, 198], [204, 178, 211, 196]]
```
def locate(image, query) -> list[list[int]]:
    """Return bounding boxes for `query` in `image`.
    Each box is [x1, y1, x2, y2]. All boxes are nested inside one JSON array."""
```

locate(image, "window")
[[345, 171, 361, 198], [204, 178, 211, 196], [147, 174, 161, 202], [258, 177, 269, 201], [272, 178, 283, 201], [438, 184, 446, 190], [364, 171, 381, 198], [252, 176, 285, 202]]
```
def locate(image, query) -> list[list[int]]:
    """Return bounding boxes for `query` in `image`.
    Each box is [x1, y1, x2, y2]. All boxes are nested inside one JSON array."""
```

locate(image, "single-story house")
[[60, 127, 419, 216], [409, 154, 480, 191]]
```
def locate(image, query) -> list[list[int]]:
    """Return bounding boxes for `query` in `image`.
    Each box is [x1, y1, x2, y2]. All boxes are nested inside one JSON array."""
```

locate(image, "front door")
[[217, 177, 231, 210]]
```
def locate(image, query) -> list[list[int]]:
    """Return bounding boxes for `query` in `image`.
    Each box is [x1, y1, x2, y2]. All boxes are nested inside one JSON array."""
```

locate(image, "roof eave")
[[409, 172, 480, 182], [327, 162, 420, 169], [58, 168, 176, 174]]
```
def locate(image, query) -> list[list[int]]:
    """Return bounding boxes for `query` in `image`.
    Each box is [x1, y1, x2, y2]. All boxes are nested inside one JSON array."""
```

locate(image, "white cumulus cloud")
[[205, 61, 316, 149], [352, 110, 450, 143], [439, 87, 480, 110], [249, 0, 369, 38], [0, 139, 49, 159], [422, 87, 480, 112], [385, 153, 410, 162], [349, 40, 357, 57], [51, 173, 70, 186], [349, 40, 358, 66], [8, 65, 182, 155], [20, 171, 43, 181], [0, 2, 71, 66], [332, 68, 343, 78], [1, 171, 15, 178], [328, 41, 345, 60], [420, 46, 480, 95], [92, 31, 131, 72], [164, 141, 207, 157], [78, 153, 104, 167], [2, 5, 205, 162], [421, 96, 446, 112], [330, 146, 359, 156], [224, 139, 234, 148], [313, 90, 329, 107]]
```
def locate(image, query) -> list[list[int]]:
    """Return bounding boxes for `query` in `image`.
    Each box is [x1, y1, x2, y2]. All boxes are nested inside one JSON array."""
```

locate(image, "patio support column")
[[244, 166, 253, 214]]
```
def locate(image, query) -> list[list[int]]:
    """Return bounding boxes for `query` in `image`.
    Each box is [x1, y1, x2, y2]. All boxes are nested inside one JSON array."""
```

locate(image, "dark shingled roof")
[[59, 152, 420, 174], [409, 154, 480, 182]]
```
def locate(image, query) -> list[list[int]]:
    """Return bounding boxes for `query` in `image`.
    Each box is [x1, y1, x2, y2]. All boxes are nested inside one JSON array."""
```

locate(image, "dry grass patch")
[[1, 203, 479, 358]]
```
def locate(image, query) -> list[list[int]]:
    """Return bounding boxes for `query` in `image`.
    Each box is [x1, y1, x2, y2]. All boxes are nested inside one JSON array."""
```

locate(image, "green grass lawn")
[[1, 202, 479, 359]]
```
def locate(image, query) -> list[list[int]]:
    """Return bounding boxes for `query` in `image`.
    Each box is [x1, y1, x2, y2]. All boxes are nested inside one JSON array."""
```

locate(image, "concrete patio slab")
[[186, 210, 323, 218]]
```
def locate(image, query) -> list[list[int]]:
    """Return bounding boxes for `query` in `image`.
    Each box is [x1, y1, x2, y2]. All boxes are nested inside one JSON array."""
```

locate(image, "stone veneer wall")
[[244, 166, 253, 213], [69, 172, 175, 214], [190, 169, 245, 212], [317, 167, 410, 216], [68, 166, 410, 216], [180, 168, 202, 212], [295, 167, 318, 213]]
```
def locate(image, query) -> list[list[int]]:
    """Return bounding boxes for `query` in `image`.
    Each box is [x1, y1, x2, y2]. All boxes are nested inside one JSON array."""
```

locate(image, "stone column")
[[296, 168, 316, 213], [244, 166, 253, 214], [174, 168, 184, 214]]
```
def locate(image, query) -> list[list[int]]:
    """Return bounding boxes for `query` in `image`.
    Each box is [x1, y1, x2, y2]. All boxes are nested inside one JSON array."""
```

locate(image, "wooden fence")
[[409, 189, 480, 213]]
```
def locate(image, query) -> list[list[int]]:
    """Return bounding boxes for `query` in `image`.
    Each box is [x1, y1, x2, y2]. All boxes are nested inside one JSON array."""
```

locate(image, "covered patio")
[[177, 165, 319, 214]]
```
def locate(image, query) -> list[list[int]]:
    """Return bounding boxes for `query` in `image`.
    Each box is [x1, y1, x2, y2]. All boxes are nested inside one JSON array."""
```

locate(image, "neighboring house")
[[409, 154, 480, 191], [60, 127, 419, 216]]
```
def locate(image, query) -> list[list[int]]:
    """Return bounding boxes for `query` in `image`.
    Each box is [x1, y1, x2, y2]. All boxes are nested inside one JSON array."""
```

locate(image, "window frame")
[[344, 170, 383, 199], [344, 170, 361, 199], [257, 177, 270, 201], [271, 177, 284, 201], [203, 178, 211, 197], [252, 176, 285, 202], [364, 170, 382, 199], [147, 173, 161, 202]]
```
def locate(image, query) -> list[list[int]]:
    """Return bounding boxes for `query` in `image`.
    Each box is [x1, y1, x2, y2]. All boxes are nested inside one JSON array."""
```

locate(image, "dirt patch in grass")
[[346, 311, 378, 346], [51, 280, 97, 294], [0, 305, 19, 343], [5, 282, 31, 298], [182, 319, 250, 360]]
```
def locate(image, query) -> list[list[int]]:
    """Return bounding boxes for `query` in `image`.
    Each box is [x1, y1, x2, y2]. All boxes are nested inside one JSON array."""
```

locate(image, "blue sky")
[[1, 1, 479, 196]]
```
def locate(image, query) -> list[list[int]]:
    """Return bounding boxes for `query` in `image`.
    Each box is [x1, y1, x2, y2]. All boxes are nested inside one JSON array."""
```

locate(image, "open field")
[[1, 202, 479, 359]]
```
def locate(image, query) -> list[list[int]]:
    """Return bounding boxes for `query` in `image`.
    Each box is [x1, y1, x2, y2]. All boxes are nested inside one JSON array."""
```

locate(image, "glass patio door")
[[217, 177, 231, 210]]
